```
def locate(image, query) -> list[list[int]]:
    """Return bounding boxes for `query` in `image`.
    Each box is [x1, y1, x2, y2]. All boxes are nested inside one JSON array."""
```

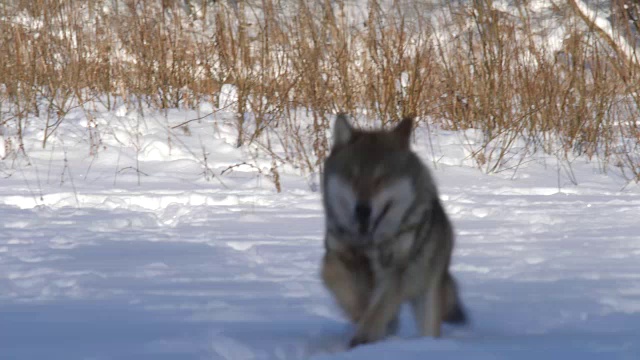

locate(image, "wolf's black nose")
[[354, 202, 372, 232]]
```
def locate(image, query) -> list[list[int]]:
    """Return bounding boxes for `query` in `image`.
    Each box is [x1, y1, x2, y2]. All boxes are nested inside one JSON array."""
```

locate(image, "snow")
[[3, 0, 640, 357], [1, 98, 640, 360]]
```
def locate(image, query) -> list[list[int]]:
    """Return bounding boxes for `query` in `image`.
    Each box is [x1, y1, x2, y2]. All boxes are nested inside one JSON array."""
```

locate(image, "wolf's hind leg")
[[321, 251, 373, 323], [442, 271, 468, 324], [386, 314, 400, 336], [411, 273, 444, 338]]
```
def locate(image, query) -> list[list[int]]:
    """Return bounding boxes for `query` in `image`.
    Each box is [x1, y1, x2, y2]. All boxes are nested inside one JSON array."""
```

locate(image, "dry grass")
[[2, 0, 640, 185]]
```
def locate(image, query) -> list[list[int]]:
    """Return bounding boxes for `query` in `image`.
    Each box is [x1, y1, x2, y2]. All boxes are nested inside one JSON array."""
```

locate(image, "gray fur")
[[332, 113, 353, 149], [320, 114, 467, 348]]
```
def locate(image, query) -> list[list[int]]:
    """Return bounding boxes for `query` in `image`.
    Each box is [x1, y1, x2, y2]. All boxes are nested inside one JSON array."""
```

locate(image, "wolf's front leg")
[[411, 272, 444, 338], [321, 250, 373, 323], [349, 275, 403, 348]]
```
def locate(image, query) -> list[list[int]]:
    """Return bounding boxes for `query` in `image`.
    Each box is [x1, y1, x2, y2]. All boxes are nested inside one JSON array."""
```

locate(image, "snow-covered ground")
[[1, 103, 640, 360]]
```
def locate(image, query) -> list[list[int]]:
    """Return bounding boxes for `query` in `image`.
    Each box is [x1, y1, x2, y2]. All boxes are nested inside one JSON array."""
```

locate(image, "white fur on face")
[[370, 177, 414, 242], [326, 175, 415, 243], [325, 175, 357, 231]]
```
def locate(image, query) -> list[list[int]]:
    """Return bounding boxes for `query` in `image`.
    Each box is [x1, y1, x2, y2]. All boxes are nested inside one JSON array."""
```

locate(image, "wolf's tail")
[[442, 271, 468, 325]]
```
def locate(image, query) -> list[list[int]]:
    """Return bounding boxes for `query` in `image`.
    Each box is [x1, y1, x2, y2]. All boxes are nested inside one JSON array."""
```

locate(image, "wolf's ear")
[[393, 117, 414, 148], [333, 113, 353, 148]]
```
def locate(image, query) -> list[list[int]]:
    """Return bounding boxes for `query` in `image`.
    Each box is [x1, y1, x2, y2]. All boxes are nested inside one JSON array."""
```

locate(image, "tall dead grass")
[[1, 0, 640, 185]]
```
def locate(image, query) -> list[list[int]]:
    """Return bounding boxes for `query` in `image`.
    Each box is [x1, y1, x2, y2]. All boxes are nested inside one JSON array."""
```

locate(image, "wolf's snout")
[[354, 202, 372, 233]]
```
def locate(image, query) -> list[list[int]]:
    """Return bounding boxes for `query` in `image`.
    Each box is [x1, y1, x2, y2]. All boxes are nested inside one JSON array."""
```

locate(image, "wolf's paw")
[[348, 329, 384, 348], [386, 316, 399, 336], [348, 334, 372, 348]]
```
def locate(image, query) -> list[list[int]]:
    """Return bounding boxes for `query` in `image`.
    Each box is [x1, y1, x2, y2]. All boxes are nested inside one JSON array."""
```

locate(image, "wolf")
[[320, 113, 467, 347]]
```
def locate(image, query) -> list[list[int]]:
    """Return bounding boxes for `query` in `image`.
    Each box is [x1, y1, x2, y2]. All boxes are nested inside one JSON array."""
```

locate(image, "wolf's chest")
[[367, 231, 417, 269]]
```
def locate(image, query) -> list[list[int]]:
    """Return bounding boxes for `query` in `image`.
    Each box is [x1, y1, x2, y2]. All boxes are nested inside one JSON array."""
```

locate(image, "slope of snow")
[[1, 102, 640, 359]]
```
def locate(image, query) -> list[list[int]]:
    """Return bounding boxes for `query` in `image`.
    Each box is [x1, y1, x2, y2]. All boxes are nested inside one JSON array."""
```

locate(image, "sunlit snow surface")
[[4, 0, 640, 357], [1, 100, 640, 359]]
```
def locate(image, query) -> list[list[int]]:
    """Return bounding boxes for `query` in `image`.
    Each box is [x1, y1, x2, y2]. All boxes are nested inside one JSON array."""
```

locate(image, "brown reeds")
[[1, 0, 639, 185]]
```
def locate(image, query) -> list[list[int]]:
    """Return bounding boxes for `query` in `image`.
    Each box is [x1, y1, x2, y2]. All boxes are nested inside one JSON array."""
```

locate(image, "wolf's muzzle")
[[354, 201, 372, 234]]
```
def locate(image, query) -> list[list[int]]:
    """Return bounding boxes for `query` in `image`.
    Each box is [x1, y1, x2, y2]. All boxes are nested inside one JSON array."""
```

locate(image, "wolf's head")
[[323, 114, 417, 246]]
